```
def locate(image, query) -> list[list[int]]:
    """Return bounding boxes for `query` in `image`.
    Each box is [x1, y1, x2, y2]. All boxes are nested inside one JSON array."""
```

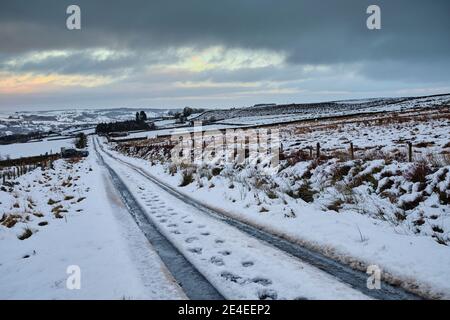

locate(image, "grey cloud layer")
[[0, 0, 449, 110], [2, 0, 449, 62]]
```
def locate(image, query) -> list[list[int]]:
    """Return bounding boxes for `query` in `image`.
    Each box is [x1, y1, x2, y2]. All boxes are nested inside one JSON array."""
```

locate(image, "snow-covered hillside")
[[192, 94, 450, 126], [0, 108, 172, 136]]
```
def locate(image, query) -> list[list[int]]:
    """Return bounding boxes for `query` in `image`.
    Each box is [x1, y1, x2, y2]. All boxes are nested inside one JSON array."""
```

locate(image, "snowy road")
[[94, 137, 384, 300]]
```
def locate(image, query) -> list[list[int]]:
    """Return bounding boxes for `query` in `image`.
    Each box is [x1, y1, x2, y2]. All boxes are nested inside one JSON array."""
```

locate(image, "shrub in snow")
[[179, 169, 194, 187], [404, 161, 431, 183]]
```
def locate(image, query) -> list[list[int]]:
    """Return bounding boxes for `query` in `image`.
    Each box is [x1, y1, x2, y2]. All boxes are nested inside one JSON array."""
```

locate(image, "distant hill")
[[191, 93, 450, 125]]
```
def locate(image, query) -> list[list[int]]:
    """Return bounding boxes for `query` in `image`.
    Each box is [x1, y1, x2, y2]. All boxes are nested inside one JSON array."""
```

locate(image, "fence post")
[[408, 142, 413, 162], [316, 142, 321, 159], [350, 142, 354, 160]]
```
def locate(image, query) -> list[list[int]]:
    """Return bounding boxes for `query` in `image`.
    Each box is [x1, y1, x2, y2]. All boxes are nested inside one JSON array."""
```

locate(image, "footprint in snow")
[[188, 247, 202, 254], [252, 277, 272, 286], [219, 250, 231, 256], [210, 256, 225, 266], [168, 223, 177, 227], [215, 239, 225, 244], [185, 236, 198, 243], [258, 289, 278, 300], [220, 271, 242, 283], [171, 230, 181, 235], [242, 261, 254, 267], [200, 232, 210, 236]]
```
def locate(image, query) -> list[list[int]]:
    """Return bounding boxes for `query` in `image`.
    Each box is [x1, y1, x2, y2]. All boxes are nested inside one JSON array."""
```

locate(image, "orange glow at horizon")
[[0, 72, 113, 94]]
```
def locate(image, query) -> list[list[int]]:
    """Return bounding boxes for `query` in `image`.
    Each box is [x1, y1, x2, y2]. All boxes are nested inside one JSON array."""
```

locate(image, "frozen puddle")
[[101, 149, 371, 300]]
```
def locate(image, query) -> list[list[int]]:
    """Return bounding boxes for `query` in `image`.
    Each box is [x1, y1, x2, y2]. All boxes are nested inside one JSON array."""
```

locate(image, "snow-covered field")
[[0, 144, 185, 299], [108, 107, 450, 299], [121, 123, 247, 141], [1, 95, 449, 300], [0, 137, 75, 159]]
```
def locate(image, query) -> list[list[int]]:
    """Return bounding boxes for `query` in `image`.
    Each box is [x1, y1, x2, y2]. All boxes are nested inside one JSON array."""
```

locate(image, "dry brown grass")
[[404, 161, 431, 183], [18, 227, 33, 240], [1, 213, 22, 228]]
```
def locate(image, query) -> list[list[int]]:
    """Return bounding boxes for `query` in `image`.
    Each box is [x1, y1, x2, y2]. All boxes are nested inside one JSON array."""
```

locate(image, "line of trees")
[[168, 107, 205, 120], [0, 131, 47, 145], [95, 111, 154, 134]]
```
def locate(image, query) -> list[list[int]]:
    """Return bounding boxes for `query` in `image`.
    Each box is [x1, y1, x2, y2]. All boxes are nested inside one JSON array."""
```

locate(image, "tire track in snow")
[[94, 138, 224, 300], [95, 137, 420, 300]]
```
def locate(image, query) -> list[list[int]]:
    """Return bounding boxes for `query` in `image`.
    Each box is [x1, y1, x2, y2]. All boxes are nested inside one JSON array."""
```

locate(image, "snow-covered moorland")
[[109, 107, 450, 298], [0, 147, 185, 299]]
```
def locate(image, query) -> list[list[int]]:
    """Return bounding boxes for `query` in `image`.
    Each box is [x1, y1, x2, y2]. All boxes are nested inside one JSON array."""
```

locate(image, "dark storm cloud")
[[1, 0, 449, 64], [0, 0, 449, 110]]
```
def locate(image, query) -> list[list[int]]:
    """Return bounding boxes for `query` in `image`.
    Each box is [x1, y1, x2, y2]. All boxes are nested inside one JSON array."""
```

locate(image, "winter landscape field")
[[0, 94, 449, 300], [1, 0, 450, 306]]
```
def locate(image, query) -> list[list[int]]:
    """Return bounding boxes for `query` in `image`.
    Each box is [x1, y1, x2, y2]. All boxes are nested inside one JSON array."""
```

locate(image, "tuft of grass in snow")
[[265, 190, 278, 199], [404, 161, 431, 183], [399, 193, 425, 211], [327, 199, 344, 212], [51, 205, 67, 219], [350, 173, 378, 189], [1, 214, 21, 228], [330, 164, 352, 184], [296, 182, 316, 203], [47, 198, 59, 205], [18, 227, 33, 240], [179, 170, 194, 187]]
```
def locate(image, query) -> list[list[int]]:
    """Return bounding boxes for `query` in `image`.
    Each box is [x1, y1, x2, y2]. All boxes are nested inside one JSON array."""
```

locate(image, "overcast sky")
[[1, 0, 449, 111]]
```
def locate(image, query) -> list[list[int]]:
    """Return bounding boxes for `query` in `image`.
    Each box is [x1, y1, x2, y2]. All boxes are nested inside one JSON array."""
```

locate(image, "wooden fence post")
[[316, 142, 321, 159], [408, 142, 413, 162], [350, 142, 354, 160]]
